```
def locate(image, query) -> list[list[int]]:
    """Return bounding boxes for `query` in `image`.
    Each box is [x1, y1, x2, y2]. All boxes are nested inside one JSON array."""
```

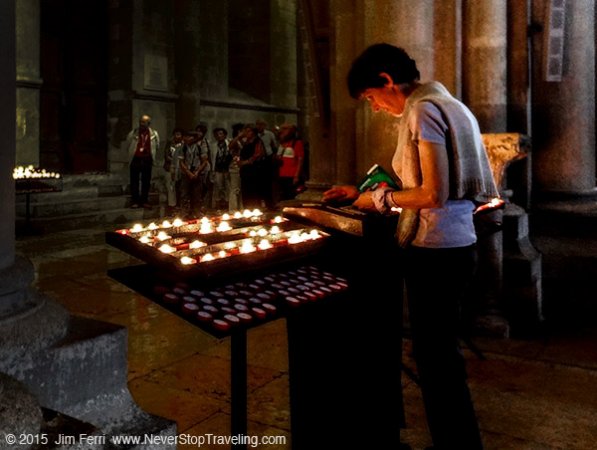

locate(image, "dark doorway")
[[40, 0, 108, 174]]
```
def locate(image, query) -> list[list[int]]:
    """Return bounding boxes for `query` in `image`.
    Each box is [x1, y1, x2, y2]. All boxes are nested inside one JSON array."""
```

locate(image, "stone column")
[[461, 2, 509, 336], [532, 0, 595, 195], [507, 0, 532, 208], [357, 0, 435, 177], [0, 0, 16, 271], [463, 0, 508, 132], [16, 0, 41, 166], [330, 0, 356, 185], [197, 0, 229, 102], [0, 0, 68, 363], [434, 0, 462, 99], [297, 0, 333, 195], [270, 0, 297, 108]]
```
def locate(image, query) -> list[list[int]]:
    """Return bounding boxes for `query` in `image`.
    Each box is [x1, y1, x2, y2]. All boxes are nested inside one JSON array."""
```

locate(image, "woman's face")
[[361, 86, 406, 117]]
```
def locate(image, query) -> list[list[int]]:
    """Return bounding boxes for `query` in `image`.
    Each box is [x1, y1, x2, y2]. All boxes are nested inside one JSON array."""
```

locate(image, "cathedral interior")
[[2, 1, 597, 449]]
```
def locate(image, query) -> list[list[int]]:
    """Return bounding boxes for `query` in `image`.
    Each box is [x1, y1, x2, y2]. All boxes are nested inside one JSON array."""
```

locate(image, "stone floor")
[[15, 214, 597, 450]]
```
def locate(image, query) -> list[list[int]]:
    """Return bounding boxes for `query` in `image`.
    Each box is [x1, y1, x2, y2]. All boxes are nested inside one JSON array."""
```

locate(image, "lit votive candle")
[[156, 231, 170, 241], [240, 240, 257, 253], [139, 236, 152, 244], [222, 213, 231, 220], [233, 211, 242, 219], [162, 220, 172, 228], [131, 223, 144, 233], [288, 233, 303, 244], [159, 244, 176, 254], [257, 228, 268, 237], [147, 222, 158, 230], [252, 209, 262, 216], [216, 221, 231, 232], [201, 253, 215, 262], [189, 240, 206, 249], [173, 218, 184, 227], [258, 239, 272, 250], [270, 225, 281, 234], [199, 222, 213, 234], [180, 256, 196, 265], [273, 216, 283, 223]]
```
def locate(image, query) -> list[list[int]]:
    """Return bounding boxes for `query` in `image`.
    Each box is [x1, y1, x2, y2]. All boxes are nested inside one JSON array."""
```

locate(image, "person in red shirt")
[[275, 123, 305, 201], [127, 114, 160, 208]]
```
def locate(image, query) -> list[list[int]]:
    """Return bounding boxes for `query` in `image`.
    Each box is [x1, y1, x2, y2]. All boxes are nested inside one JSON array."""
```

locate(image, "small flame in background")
[[474, 197, 505, 214], [13, 165, 61, 180]]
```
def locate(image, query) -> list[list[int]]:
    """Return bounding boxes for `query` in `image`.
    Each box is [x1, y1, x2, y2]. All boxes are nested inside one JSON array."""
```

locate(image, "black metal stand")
[[230, 330, 248, 450]]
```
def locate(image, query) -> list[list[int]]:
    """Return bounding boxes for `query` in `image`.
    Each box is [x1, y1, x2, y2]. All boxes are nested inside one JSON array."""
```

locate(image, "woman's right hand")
[[322, 185, 360, 203]]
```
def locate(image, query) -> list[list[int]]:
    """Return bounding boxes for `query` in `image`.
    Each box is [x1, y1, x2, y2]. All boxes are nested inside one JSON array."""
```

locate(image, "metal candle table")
[[15, 177, 63, 232], [106, 211, 350, 449]]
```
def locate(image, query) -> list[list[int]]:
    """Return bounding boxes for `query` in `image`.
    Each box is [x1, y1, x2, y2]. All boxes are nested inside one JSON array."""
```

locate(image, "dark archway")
[[40, 0, 108, 173]]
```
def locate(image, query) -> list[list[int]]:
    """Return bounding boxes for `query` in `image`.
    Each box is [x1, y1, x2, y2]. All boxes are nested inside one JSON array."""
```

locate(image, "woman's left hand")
[[352, 191, 377, 212]]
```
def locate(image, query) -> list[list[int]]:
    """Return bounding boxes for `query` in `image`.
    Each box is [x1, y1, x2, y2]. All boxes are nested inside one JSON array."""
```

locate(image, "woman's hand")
[[322, 185, 359, 203], [352, 191, 378, 212]]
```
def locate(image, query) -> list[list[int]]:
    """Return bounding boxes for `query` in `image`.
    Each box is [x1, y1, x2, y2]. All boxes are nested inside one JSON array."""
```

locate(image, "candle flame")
[[240, 240, 257, 253], [156, 231, 170, 241], [189, 240, 206, 249], [201, 253, 215, 262], [159, 244, 176, 254], [180, 256, 196, 265], [172, 218, 184, 227], [258, 239, 272, 250], [216, 221, 231, 232]]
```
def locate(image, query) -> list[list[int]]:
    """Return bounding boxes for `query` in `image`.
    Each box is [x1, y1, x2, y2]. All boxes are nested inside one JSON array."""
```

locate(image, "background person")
[[127, 114, 159, 209], [163, 127, 184, 214], [275, 123, 305, 201]]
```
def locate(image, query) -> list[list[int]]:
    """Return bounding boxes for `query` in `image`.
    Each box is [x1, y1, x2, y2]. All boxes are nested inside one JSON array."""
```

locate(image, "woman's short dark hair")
[[347, 43, 420, 99], [212, 127, 228, 136]]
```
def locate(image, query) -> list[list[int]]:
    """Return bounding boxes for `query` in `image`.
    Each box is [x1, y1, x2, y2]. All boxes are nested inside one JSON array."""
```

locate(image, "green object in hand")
[[357, 164, 399, 193]]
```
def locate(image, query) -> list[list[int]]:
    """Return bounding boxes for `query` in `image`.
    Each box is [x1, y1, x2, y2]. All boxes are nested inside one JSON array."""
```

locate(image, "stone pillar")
[[0, 0, 67, 365], [174, 0, 202, 130], [357, 0, 434, 177], [330, 0, 356, 185], [507, 0, 532, 208], [15, 0, 41, 166], [434, 0, 462, 99], [0, 0, 16, 271], [461, 1, 509, 337], [532, 0, 595, 195], [270, 0, 297, 108], [197, 0, 229, 102], [463, 0, 508, 132], [297, 0, 333, 195]]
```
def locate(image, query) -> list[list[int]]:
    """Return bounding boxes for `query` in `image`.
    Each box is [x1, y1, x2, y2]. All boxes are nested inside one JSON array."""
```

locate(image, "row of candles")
[[117, 209, 326, 266], [119, 209, 271, 236], [13, 165, 61, 180]]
